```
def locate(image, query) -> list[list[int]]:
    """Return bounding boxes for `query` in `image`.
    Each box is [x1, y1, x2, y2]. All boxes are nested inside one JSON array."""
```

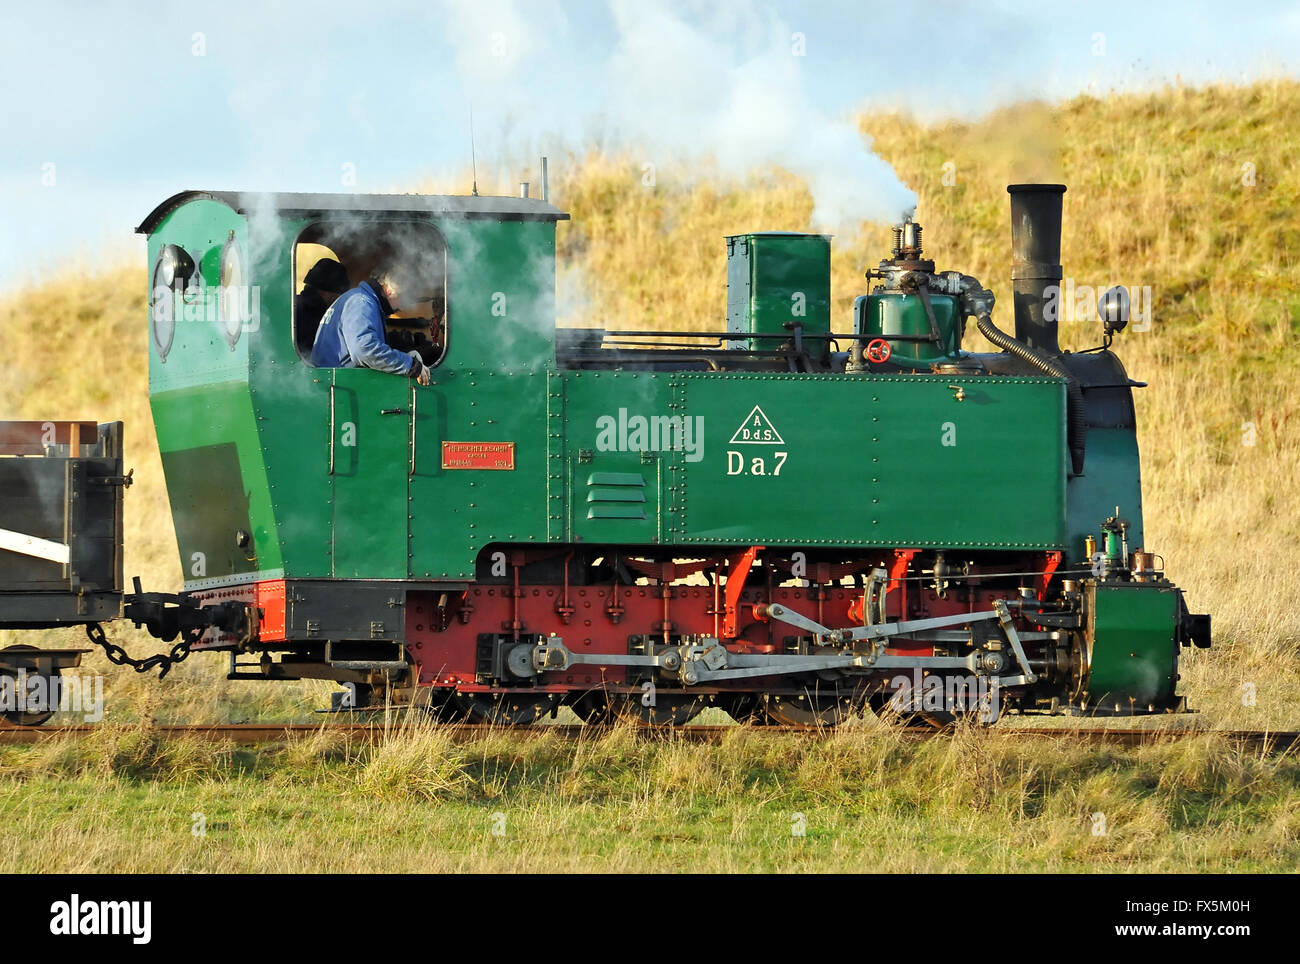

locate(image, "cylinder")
[[1104, 528, 1122, 566], [1131, 550, 1155, 582], [1008, 183, 1066, 354]]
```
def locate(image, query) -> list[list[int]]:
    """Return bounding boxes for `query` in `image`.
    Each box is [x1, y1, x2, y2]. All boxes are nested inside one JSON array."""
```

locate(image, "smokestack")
[[1008, 183, 1066, 354]]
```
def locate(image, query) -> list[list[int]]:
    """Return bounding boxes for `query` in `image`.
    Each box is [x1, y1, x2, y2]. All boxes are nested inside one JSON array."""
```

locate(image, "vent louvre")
[[585, 472, 647, 520]]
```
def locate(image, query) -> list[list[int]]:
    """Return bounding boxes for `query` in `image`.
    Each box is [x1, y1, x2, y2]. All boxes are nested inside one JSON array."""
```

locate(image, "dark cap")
[[304, 258, 349, 294]]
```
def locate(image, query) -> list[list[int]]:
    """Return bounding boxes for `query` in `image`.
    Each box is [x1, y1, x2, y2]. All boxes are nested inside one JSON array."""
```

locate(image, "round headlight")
[[154, 244, 194, 292], [1098, 286, 1130, 334]]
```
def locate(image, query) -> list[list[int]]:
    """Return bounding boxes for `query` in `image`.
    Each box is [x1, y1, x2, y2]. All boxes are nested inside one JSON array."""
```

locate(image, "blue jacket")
[[309, 281, 418, 375]]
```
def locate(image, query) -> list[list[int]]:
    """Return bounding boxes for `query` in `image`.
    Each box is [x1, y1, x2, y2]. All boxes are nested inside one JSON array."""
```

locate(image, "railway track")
[[0, 722, 1294, 752]]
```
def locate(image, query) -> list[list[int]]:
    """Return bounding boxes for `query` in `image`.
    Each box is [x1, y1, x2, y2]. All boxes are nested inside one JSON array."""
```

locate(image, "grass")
[[0, 719, 1295, 872], [0, 79, 1298, 870]]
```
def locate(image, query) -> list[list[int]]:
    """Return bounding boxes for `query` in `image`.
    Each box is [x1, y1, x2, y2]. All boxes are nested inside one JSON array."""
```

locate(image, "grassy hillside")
[[1, 80, 1297, 727]]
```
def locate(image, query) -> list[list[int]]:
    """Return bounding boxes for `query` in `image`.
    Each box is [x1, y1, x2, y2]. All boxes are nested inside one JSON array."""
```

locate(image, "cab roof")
[[136, 190, 570, 235]]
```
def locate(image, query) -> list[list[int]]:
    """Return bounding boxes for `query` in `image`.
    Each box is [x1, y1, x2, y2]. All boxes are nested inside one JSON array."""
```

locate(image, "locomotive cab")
[[135, 190, 568, 591]]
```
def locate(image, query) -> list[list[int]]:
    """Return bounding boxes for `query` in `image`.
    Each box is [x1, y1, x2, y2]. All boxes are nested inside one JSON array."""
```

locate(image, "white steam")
[[442, 0, 917, 230], [603, 1, 916, 228]]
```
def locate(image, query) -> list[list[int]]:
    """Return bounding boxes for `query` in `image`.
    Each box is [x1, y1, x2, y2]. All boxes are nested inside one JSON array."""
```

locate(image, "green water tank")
[[726, 232, 831, 355]]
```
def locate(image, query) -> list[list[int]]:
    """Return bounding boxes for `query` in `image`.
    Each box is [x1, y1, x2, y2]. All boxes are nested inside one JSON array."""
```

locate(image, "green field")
[[1, 721, 1296, 873]]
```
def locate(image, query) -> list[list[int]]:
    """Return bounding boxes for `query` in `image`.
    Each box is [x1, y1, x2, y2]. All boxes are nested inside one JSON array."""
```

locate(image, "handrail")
[[328, 383, 336, 475], [409, 384, 417, 476]]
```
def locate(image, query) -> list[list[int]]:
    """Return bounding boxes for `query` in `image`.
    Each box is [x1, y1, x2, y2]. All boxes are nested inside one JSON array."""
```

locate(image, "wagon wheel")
[[760, 680, 861, 727], [0, 645, 60, 726], [722, 694, 770, 726], [570, 684, 707, 727], [604, 690, 708, 727], [421, 687, 463, 723], [866, 691, 999, 729], [866, 693, 944, 728], [570, 689, 614, 725], [453, 691, 560, 726]]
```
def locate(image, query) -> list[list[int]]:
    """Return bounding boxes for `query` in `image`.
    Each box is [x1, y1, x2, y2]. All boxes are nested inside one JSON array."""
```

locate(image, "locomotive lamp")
[[1098, 285, 1131, 335], [153, 243, 194, 292]]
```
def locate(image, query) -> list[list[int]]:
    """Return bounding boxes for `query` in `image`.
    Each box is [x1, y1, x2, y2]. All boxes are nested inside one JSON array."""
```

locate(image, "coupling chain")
[[84, 622, 196, 679]]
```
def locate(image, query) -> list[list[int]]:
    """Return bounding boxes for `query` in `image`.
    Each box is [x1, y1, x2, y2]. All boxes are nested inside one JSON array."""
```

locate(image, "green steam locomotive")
[[0, 181, 1210, 726]]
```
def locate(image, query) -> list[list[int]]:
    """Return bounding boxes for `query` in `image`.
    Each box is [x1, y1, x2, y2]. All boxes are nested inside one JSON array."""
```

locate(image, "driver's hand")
[[416, 363, 432, 386]]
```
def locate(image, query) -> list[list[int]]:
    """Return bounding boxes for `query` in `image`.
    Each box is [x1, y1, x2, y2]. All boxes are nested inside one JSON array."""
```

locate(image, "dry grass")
[[0, 721, 1295, 872], [1, 79, 1297, 738]]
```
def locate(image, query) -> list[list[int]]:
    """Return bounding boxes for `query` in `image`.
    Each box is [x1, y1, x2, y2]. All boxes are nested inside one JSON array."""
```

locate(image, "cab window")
[[292, 220, 448, 367]]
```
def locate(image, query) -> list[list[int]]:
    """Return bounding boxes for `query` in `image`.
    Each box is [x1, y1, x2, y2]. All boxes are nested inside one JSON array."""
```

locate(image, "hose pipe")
[[976, 312, 1086, 475]]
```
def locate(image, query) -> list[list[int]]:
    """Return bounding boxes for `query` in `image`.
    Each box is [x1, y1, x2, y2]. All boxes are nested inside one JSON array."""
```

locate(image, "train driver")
[[309, 267, 433, 385], [295, 257, 350, 350]]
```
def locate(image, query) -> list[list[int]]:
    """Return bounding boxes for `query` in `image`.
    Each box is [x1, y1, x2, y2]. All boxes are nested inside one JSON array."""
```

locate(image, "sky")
[[1, 0, 1298, 287]]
